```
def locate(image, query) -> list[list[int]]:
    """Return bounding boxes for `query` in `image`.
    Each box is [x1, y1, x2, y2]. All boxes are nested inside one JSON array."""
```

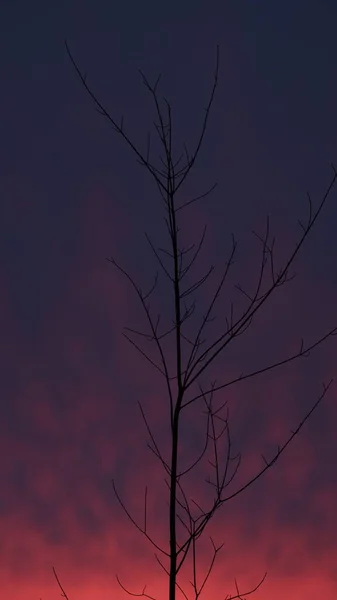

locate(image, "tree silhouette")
[[53, 41, 337, 600]]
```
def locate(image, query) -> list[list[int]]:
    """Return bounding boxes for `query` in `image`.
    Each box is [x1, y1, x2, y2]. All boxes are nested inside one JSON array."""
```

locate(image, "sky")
[[1, 1, 337, 599]]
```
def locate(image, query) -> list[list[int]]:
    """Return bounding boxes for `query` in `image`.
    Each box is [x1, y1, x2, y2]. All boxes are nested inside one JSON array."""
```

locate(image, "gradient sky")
[[1, 2, 337, 599]]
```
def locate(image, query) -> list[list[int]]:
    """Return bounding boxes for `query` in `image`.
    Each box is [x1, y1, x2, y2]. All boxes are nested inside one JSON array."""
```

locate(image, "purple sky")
[[1, 2, 337, 599]]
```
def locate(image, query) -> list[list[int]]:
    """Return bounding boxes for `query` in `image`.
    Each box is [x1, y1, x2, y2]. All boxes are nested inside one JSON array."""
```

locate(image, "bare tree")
[[54, 41, 337, 600]]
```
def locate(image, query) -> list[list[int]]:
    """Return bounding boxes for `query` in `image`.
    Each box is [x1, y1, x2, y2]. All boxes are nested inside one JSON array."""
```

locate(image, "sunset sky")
[[1, 2, 337, 599]]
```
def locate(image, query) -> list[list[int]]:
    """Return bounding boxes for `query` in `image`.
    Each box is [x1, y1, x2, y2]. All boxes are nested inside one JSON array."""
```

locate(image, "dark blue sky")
[[1, 2, 337, 599]]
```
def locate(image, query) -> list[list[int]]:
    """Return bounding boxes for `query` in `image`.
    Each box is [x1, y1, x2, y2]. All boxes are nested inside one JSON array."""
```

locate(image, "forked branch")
[[62, 39, 337, 600]]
